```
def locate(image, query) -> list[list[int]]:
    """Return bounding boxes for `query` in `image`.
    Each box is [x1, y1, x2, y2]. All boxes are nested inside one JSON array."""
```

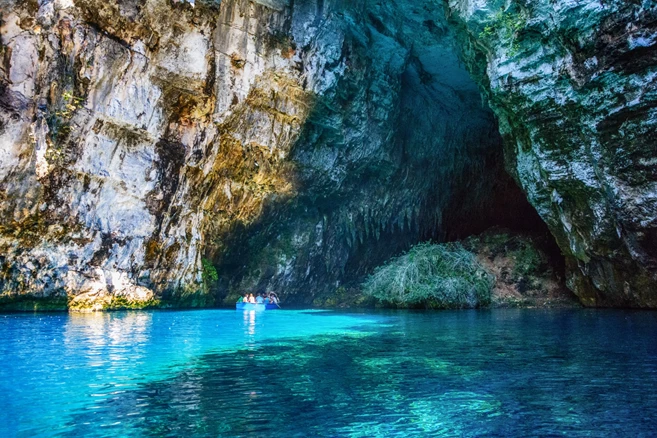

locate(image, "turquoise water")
[[1, 309, 656, 436]]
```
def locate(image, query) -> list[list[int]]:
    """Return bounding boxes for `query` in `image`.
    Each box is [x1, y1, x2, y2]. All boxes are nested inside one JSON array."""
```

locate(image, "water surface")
[[1, 309, 656, 436]]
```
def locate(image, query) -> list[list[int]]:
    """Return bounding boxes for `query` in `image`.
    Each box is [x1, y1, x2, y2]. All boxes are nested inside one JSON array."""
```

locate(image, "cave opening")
[[210, 0, 568, 304], [339, 4, 567, 286]]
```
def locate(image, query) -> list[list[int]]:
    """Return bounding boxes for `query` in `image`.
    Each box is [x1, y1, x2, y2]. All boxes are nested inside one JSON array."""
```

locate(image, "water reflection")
[[243, 310, 257, 337], [65, 312, 153, 370]]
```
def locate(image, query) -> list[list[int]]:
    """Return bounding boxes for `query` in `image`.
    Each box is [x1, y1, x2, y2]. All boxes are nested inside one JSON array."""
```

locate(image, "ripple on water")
[[1, 309, 657, 436]]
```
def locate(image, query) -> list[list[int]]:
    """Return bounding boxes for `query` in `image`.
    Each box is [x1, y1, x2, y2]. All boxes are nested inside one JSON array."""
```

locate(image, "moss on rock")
[[0, 295, 69, 312], [464, 229, 579, 308]]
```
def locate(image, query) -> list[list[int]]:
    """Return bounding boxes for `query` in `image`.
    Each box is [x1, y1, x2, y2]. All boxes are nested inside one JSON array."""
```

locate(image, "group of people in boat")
[[237, 292, 279, 305]]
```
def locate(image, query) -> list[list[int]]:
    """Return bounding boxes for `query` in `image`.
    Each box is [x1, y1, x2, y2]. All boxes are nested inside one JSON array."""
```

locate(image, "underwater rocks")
[[448, 0, 657, 307]]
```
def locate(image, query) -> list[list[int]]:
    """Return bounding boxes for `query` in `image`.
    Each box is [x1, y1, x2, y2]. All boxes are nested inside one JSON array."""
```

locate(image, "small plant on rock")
[[202, 257, 219, 284], [479, 9, 527, 57], [48, 91, 84, 142]]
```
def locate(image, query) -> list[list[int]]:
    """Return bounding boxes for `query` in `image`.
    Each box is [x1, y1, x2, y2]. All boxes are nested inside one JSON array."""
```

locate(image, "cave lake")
[[2, 308, 657, 437]]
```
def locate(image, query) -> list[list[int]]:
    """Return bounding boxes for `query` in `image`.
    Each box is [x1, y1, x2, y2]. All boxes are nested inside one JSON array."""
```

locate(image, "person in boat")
[[256, 293, 264, 304], [248, 294, 256, 304], [269, 292, 279, 304], [262, 293, 270, 304], [236, 296, 243, 303]]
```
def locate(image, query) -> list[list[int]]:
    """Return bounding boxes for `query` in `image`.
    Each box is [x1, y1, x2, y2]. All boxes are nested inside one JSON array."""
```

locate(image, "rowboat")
[[236, 302, 279, 311]]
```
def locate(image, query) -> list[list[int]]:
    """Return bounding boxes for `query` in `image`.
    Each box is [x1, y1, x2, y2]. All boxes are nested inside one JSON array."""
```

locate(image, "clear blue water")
[[1, 309, 656, 437]]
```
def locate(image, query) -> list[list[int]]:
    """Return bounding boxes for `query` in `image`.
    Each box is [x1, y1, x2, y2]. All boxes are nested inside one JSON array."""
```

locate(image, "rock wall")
[[447, 0, 657, 306], [3, 0, 652, 310], [1, 0, 519, 309], [0, 0, 334, 308]]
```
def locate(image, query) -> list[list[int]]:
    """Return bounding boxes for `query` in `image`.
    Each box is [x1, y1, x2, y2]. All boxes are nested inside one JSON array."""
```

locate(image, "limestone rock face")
[[0, 0, 334, 308], [3, 0, 653, 309], [1, 0, 512, 308], [208, 0, 521, 304], [447, 0, 657, 306]]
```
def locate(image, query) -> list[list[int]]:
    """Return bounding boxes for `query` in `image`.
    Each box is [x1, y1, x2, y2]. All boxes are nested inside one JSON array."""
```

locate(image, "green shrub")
[[363, 242, 494, 309], [479, 9, 527, 56], [202, 258, 219, 283]]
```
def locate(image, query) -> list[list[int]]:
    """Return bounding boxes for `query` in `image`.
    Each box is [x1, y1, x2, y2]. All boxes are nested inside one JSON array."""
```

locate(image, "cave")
[[3, 1, 657, 434], [1, 0, 655, 309], [209, 0, 567, 305]]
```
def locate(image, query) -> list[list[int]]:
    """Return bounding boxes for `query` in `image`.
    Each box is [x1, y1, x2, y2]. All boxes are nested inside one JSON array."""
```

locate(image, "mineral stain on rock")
[[0, 0, 655, 310]]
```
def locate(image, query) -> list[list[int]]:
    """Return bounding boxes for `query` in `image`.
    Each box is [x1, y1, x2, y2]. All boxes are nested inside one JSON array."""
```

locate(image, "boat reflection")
[[243, 310, 256, 336]]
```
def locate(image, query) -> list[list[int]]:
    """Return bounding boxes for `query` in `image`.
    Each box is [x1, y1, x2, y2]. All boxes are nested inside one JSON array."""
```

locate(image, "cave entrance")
[[349, 1, 566, 278], [210, 0, 567, 303]]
